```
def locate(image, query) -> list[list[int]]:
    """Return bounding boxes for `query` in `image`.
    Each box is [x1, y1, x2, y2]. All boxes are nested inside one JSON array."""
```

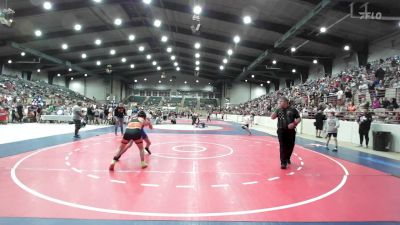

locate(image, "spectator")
[[372, 97, 381, 109], [357, 108, 373, 148], [314, 109, 326, 138]]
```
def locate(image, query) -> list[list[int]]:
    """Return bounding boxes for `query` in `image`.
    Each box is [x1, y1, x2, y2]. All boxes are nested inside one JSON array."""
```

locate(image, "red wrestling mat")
[[1, 133, 399, 222]]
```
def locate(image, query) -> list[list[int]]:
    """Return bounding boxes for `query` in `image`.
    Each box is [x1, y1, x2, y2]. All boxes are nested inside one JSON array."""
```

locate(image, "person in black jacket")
[[314, 110, 326, 138], [357, 109, 373, 148]]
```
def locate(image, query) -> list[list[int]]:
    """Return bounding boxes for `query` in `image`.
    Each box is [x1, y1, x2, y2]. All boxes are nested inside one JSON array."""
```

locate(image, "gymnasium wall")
[[308, 63, 325, 80], [368, 31, 400, 62], [132, 74, 213, 92], [225, 82, 267, 105]]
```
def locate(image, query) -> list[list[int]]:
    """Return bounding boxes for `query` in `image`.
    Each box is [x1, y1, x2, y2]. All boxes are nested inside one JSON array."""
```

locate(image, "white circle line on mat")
[[11, 142, 349, 217]]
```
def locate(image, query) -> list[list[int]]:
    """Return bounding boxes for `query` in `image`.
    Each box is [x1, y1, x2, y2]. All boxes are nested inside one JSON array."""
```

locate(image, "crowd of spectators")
[[221, 55, 400, 123], [0, 74, 108, 124]]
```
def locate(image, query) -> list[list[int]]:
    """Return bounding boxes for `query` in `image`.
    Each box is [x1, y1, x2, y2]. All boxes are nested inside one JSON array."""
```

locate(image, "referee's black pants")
[[277, 128, 296, 164]]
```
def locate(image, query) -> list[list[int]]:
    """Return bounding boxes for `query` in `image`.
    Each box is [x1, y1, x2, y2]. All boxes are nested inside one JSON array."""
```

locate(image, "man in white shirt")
[[241, 114, 252, 135]]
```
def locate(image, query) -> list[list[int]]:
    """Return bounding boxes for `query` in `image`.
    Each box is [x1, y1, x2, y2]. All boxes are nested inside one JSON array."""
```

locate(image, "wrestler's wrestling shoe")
[[141, 161, 148, 169], [145, 147, 152, 155], [109, 160, 117, 171]]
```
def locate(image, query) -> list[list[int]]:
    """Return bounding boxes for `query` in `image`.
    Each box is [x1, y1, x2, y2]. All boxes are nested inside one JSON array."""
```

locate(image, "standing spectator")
[[357, 108, 373, 148], [72, 102, 83, 138], [114, 103, 126, 135], [375, 65, 385, 82], [16, 102, 23, 123], [325, 112, 340, 152], [314, 110, 326, 138], [271, 97, 301, 169], [87, 106, 94, 125]]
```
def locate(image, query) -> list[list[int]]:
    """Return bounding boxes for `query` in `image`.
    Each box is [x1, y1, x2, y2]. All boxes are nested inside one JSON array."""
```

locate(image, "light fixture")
[[313, 59, 318, 64], [184, 81, 187, 84], [166, 47, 172, 52], [169, 79, 173, 82], [96, 60, 101, 66], [121, 57, 127, 63], [68, 68, 72, 72], [267, 81, 270, 84], [7, 59, 12, 64], [243, 15, 252, 24], [138, 46, 145, 51], [344, 45, 350, 51], [170, 55, 176, 60], [233, 35, 241, 44], [227, 49, 233, 55], [251, 74, 255, 78], [245, 80, 248, 82], [71, 77, 74, 80], [57, 73, 61, 77], [157, 66, 161, 70], [81, 53, 87, 59], [195, 53, 200, 58], [146, 54, 152, 60], [219, 65, 224, 70], [260, 84, 264, 87], [320, 27, 327, 33], [193, 5, 202, 15], [94, 39, 102, 45], [34, 30, 42, 37], [143, 0, 151, 4], [93, 0, 102, 2], [43, 1, 52, 10], [291, 47, 296, 52], [195, 66, 200, 71], [196, 80, 199, 83], [134, 79, 138, 83], [21, 52, 26, 56], [272, 60, 277, 64], [130, 64, 135, 69], [292, 69, 296, 73], [208, 82, 211, 85], [174, 62, 178, 66], [152, 61, 157, 66], [84, 73, 88, 77], [61, 43, 68, 50], [161, 35, 168, 42], [195, 60, 200, 65], [114, 18, 122, 26], [194, 42, 201, 49], [74, 24, 82, 31], [158, 80, 162, 83], [110, 49, 116, 55], [144, 78, 147, 81], [128, 34, 135, 41], [176, 67, 181, 71], [223, 58, 228, 64], [37, 69, 41, 72], [153, 19, 162, 27]]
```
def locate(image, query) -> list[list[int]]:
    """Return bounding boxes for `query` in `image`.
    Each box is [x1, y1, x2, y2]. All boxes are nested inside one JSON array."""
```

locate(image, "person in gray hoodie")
[[325, 112, 340, 152]]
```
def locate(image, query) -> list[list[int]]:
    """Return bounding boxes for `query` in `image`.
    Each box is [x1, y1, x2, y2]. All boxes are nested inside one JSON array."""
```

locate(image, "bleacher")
[[163, 97, 182, 107], [125, 96, 146, 105], [146, 96, 162, 106], [200, 98, 218, 107], [184, 98, 197, 107]]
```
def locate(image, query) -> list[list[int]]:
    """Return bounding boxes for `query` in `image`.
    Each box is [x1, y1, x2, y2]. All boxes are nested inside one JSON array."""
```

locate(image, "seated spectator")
[[372, 97, 381, 109], [347, 102, 357, 112], [382, 97, 390, 108]]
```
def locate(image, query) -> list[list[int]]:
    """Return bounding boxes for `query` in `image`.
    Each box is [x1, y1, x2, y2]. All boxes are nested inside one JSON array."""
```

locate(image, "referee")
[[271, 97, 301, 169]]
